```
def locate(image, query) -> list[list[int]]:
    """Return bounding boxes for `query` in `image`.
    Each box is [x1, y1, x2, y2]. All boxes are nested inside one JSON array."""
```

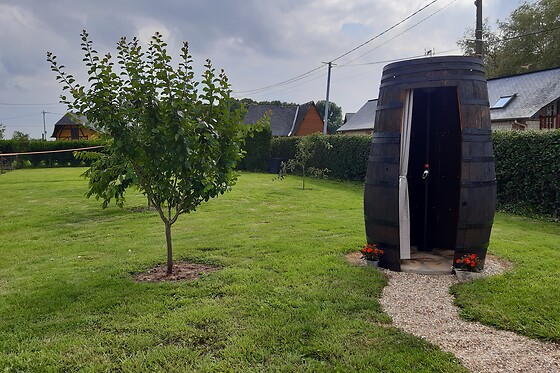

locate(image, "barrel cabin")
[[364, 56, 496, 271]]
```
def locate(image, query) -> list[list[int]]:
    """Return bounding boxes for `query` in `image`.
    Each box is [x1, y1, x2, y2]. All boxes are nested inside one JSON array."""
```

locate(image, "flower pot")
[[365, 259, 379, 268], [452, 267, 484, 282]]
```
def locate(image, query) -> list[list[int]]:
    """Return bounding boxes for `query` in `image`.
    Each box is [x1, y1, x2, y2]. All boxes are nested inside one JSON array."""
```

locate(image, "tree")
[[457, 20, 503, 78], [48, 31, 261, 274], [74, 150, 136, 208], [11, 131, 30, 141], [315, 100, 343, 134], [495, 0, 560, 76], [285, 133, 331, 190], [0, 123, 5, 140], [458, 0, 560, 78]]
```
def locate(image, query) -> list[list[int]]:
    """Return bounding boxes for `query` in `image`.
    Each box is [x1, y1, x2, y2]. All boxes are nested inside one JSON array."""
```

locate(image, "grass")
[[0, 168, 465, 372], [451, 212, 560, 342], [1, 168, 558, 371]]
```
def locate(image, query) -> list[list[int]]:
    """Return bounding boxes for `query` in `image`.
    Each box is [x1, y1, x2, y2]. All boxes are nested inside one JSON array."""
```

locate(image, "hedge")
[[237, 125, 272, 172], [493, 130, 560, 218], [0, 140, 103, 168], [3, 130, 558, 218], [270, 135, 371, 180], [270, 137, 298, 161], [269, 130, 559, 218]]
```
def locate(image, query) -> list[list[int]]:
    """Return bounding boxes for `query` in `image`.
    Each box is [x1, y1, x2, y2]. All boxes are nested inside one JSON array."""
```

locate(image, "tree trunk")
[[165, 221, 173, 274]]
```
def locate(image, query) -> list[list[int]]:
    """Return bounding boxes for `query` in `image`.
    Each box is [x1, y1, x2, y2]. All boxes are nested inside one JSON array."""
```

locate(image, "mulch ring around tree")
[[134, 261, 220, 282]]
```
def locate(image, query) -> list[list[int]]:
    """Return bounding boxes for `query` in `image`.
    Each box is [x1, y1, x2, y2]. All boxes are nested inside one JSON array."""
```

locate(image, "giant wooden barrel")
[[364, 56, 496, 271]]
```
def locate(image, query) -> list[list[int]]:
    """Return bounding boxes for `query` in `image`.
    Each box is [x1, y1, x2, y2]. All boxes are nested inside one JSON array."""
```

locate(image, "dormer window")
[[491, 94, 516, 109]]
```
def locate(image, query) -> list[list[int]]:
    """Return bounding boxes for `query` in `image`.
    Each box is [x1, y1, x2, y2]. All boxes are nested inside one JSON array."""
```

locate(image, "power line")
[[0, 113, 41, 121], [337, 0, 459, 67], [234, 0, 441, 96], [338, 49, 462, 68], [494, 25, 560, 44], [244, 70, 326, 99], [0, 111, 65, 123], [0, 102, 60, 106], [234, 65, 326, 95], [329, 0, 440, 64]]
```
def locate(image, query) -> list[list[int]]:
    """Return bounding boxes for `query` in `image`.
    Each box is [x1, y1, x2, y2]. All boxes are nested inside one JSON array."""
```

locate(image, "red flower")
[[465, 258, 471, 264], [471, 262, 476, 267], [470, 254, 477, 259], [367, 247, 373, 253], [456, 259, 461, 263]]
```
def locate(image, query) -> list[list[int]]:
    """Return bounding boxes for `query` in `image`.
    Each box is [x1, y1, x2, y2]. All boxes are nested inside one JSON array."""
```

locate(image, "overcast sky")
[[0, 0, 530, 139]]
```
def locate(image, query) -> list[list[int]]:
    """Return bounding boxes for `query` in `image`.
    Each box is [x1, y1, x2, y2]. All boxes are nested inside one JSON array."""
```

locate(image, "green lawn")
[[452, 212, 560, 342], [0, 168, 557, 371]]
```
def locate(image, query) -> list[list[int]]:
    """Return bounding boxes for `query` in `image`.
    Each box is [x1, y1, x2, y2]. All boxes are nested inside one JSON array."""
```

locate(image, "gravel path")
[[379, 258, 560, 373]]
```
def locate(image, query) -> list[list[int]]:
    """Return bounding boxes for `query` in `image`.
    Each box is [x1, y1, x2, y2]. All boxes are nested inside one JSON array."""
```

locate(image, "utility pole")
[[322, 62, 334, 135], [42, 110, 46, 141], [475, 0, 483, 58]]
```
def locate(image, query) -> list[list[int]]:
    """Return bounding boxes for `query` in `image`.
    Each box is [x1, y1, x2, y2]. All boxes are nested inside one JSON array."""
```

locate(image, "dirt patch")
[[345, 251, 366, 266], [134, 261, 220, 282]]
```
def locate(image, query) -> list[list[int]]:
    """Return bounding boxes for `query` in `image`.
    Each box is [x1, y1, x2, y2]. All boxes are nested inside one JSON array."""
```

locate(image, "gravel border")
[[379, 257, 560, 373]]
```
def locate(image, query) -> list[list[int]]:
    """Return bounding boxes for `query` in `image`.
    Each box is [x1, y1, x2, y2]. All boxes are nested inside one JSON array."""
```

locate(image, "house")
[[243, 101, 324, 136], [336, 99, 377, 135], [487, 67, 560, 130], [51, 113, 99, 140], [337, 66, 560, 134]]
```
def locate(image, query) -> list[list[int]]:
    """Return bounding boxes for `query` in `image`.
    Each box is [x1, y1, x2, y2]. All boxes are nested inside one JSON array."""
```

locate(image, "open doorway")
[[407, 86, 461, 252]]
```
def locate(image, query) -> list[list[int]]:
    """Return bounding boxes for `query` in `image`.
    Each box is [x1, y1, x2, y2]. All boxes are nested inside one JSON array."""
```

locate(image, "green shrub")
[[492, 130, 560, 218], [271, 135, 371, 181], [284, 133, 332, 189], [309, 135, 371, 180], [3, 130, 557, 219], [0, 140, 103, 168], [268, 130, 559, 219], [270, 137, 298, 160], [238, 125, 272, 172]]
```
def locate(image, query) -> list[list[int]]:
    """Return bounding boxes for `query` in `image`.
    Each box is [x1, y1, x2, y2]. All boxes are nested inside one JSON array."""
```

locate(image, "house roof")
[[487, 67, 560, 121], [50, 113, 91, 138], [336, 66, 560, 133], [336, 99, 377, 133], [243, 101, 317, 136], [344, 113, 355, 123], [54, 113, 87, 126]]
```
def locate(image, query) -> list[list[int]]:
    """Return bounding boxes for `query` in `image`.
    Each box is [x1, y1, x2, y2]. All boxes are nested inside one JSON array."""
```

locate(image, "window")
[[71, 127, 79, 140], [491, 94, 516, 109], [546, 102, 557, 116]]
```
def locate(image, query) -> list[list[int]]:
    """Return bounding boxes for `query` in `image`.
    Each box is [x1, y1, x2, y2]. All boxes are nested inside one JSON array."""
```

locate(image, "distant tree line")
[[458, 0, 560, 78]]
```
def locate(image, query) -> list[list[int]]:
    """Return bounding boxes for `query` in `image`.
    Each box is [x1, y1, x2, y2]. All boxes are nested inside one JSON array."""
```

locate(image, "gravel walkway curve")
[[379, 258, 560, 373]]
